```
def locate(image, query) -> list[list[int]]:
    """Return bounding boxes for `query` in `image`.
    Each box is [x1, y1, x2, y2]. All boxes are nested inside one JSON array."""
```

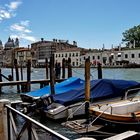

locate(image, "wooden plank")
[[104, 131, 138, 140], [0, 79, 64, 86], [63, 119, 104, 134]]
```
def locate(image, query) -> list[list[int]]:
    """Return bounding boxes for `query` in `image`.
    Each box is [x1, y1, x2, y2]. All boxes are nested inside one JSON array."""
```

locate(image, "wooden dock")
[[0, 79, 64, 86], [104, 131, 140, 140], [0, 79, 64, 93]]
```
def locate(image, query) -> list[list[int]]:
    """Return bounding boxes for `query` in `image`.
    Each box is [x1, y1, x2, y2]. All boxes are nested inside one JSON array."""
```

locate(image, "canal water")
[[0, 67, 140, 139]]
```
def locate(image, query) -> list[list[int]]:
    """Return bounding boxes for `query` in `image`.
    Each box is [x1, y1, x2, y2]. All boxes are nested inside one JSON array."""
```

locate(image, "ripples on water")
[[1, 68, 140, 139]]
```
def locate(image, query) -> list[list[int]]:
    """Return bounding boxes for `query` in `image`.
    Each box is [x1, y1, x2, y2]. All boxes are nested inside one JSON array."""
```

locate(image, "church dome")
[[5, 37, 14, 49]]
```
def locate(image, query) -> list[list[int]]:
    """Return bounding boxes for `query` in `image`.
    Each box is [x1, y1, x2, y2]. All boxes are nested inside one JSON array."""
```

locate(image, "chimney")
[[73, 41, 77, 46], [41, 38, 44, 42]]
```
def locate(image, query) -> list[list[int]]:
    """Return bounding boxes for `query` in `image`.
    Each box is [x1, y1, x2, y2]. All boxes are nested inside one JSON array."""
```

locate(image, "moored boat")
[[89, 93, 140, 126], [20, 77, 85, 103], [23, 78, 140, 120]]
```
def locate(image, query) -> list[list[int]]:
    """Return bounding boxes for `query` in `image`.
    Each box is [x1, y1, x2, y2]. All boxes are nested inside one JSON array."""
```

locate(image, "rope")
[[88, 105, 111, 127], [72, 69, 84, 76], [65, 101, 88, 123]]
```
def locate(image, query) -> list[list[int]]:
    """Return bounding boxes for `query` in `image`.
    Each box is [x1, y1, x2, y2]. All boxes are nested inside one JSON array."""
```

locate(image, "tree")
[[122, 25, 140, 47]]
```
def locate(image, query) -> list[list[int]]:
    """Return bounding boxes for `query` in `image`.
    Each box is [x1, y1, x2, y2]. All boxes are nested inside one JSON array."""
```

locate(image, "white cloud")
[[6, 1, 22, 10], [0, 0, 22, 21], [11, 34, 37, 42], [20, 20, 30, 27], [10, 20, 37, 44], [0, 9, 11, 19], [10, 23, 32, 33], [21, 34, 36, 42], [10, 34, 19, 38]]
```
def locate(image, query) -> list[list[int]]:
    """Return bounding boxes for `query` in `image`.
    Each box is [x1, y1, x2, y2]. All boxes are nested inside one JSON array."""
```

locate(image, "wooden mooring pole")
[[0, 99, 10, 140], [14, 59, 20, 93], [50, 54, 55, 94], [62, 58, 65, 79], [68, 57, 72, 78], [45, 58, 48, 79], [20, 63, 23, 81], [97, 63, 102, 79], [27, 60, 31, 92], [0, 69, 2, 93], [85, 58, 90, 123], [11, 49, 14, 81]]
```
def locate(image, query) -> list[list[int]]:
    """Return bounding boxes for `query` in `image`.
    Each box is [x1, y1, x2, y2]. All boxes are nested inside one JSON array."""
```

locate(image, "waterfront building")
[[0, 40, 4, 66], [55, 48, 81, 67], [31, 38, 80, 67], [15, 47, 32, 67], [2, 37, 20, 67], [80, 47, 140, 67], [31, 38, 56, 67]]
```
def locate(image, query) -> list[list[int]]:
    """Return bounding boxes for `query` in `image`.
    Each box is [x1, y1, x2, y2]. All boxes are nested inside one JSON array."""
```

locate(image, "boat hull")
[[44, 102, 86, 120], [91, 110, 140, 124], [90, 99, 140, 126]]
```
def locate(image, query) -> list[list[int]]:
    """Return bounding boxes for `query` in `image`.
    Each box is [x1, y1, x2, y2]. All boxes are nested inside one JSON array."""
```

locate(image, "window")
[[97, 56, 100, 59], [72, 62, 75, 66], [131, 54, 135, 58], [65, 53, 67, 57], [111, 55, 114, 59], [139, 53, 140, 58], [125, 54, 128, 58], [92, 56, 95, 59]]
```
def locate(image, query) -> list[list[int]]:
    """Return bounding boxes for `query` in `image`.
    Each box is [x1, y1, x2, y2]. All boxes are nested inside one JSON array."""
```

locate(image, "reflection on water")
[[1, 68, 140, 139]]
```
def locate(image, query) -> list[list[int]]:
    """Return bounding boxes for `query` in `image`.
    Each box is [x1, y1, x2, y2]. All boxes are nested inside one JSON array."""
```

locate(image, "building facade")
[[80, 48, 140, 67], [15, 48, 32, 67], [55, 49, 81, 67], [31, 38, 79, 67]]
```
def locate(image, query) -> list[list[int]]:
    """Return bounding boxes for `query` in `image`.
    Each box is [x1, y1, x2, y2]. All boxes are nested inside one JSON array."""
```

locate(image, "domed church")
[[4, 37, 19, 50]]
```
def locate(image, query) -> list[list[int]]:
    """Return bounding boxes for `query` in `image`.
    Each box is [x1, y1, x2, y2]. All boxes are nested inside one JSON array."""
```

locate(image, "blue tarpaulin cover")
[[26, 77, 85, 97], [52, 79, 140, 106]]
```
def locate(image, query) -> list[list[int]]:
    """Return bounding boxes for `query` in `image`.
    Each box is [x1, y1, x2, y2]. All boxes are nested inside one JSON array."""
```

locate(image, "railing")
[[5, 104, 69, 140]]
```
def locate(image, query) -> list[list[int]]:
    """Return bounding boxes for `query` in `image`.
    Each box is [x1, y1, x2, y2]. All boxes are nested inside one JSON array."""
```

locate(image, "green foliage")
[[122, 25, 140, 47]]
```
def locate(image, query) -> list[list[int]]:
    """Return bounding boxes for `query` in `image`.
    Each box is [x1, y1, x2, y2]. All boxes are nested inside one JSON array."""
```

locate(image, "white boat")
[[89, 88, 140, 126]]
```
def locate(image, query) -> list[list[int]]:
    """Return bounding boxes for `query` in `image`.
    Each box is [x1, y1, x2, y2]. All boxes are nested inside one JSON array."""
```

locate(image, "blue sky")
[[0, 0, 140, 49]]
